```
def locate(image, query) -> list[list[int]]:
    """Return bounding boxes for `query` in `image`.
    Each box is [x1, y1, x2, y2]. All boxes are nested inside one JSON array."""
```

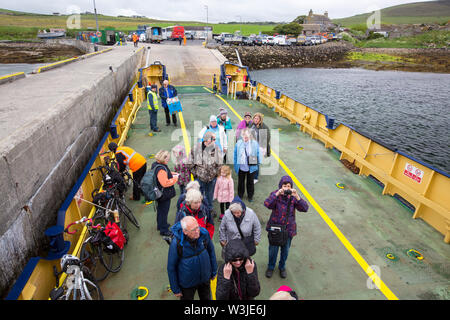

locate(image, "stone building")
[[301, 9, 336, 35]]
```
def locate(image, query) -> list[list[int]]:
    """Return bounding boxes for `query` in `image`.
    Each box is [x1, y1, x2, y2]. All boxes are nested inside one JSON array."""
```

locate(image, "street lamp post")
[[93, 0, 99, 51], [204, 5, 208, 25]]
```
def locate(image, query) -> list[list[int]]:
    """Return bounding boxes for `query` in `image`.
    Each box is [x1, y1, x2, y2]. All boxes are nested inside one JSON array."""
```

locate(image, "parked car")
[[304, 37, 314, 46], [309, 35, 321, 45], [266, 36, 275, 45], [273, 35, 289, 46], [220, 32, 233, 45], [241, 36, 255, 46], [185, 31, 194, 40], [296, 35, 306, 46], [254, 36, 263, 46], [287, 37, 297, 45]]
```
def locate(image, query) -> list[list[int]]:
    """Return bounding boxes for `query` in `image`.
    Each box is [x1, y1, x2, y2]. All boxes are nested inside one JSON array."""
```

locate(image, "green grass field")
[[333, 1, 450, 26], [0, 8, 275, 40], [355, 30, 450, 48]]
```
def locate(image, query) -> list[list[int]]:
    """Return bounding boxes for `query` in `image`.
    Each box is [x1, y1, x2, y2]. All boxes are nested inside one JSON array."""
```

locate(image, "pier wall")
[[0, 47, 146, 297]]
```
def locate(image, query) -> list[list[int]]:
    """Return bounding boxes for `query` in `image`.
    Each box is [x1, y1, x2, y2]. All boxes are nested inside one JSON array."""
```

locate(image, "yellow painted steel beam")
[[214, 93, 399, 300]]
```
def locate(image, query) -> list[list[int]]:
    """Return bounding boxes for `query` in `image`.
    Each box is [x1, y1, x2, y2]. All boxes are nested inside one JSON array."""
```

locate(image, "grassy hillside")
[[0, 8, 274, 40], [333, 1, 450, 26]]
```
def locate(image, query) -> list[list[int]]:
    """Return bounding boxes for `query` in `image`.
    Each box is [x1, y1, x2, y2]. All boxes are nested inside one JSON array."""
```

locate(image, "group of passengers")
[[147, 107, 308, 300], [112, 83, 308, 299]]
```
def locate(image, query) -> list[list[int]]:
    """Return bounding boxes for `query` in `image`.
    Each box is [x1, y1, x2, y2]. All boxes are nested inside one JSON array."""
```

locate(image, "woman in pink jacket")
[[214, 165, 235, 220]]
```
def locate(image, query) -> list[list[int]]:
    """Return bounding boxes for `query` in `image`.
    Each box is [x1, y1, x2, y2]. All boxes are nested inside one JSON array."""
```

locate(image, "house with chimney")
[[301, 9, 336, 35]]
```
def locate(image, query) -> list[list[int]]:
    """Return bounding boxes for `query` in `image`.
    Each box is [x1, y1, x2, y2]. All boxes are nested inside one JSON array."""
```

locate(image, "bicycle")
[[66, 217, 125, 281], [90, 160, 140, 230], [50, 254, 103, 300]]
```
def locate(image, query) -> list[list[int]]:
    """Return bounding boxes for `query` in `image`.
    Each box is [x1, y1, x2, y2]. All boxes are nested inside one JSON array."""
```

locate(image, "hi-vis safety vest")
[[116, 146, 146, 172], [147, 90, 159, 111]]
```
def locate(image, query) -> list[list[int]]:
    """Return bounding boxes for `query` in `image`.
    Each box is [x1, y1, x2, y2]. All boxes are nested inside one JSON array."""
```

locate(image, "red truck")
[[170, 26, 185, 40]]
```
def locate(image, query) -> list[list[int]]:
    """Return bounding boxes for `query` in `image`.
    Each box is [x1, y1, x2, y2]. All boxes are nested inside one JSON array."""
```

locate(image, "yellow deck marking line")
[[0, 72, 25, 80], [214, 93, 398, 300], [178, 107, 217, 299]]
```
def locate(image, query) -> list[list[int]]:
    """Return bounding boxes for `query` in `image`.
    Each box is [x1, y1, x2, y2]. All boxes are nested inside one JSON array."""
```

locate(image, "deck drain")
[[131, 286, 149, 300], [386, 253, 398, 261], [336, 183, 345, 189], [407, 249, 424, 261]]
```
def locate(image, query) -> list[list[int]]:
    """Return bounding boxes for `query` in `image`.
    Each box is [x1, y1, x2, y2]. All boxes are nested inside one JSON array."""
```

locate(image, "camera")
[[284, 189, 292, 196]]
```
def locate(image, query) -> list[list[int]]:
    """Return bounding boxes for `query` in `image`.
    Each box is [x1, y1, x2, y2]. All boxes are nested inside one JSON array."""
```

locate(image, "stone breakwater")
[[217, 42, 355, 70], [216, 41, 450, 73]]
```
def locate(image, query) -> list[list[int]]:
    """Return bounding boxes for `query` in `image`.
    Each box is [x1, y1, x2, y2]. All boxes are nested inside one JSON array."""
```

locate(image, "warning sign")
[[403, 163, 424, 183]]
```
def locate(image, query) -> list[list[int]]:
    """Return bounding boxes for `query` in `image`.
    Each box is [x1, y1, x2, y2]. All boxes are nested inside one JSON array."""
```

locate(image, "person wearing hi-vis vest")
[[108, 142, 147, 201], [147, 84, 161, 133]]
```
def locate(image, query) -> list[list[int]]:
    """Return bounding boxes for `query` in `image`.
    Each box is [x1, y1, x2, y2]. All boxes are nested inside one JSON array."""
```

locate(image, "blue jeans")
[[156, 198, 171, 234], [149, 109, 159, 131], [268, 237, 292, 271], [198, 178, 216, 212]]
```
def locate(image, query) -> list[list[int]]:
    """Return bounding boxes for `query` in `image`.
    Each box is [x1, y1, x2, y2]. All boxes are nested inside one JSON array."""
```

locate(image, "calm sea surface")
[[250, 67, 450, 175]]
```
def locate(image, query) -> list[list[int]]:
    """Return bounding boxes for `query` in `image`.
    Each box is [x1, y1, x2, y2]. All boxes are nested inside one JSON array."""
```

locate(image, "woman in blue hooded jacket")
[[167, 216, 218, 300]]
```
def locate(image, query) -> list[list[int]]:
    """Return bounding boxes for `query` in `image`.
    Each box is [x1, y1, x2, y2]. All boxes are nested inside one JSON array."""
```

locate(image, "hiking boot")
[[280, 269, 287, 279], [265, 269, 274, 278]]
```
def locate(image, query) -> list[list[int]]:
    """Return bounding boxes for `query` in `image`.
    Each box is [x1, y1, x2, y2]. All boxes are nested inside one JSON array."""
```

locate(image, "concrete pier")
[[0, 44, 145, 296]]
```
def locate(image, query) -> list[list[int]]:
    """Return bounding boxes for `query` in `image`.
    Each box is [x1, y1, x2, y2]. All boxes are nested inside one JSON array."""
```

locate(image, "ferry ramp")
[[99, 86, 450, 300], [143, 42, 226, 86]]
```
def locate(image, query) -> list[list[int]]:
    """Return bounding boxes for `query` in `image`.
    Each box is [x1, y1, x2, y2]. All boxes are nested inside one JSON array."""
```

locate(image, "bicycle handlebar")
[[64, 217, 102, 234]]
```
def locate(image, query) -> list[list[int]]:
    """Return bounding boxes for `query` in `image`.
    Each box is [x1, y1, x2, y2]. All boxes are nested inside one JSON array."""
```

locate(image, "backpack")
[[140, 164, 167, 201]]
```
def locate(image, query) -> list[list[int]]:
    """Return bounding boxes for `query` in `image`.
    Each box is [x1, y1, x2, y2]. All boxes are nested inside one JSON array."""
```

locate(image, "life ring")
[[336, 183, 345, 189], [297, 146, 303, 150]]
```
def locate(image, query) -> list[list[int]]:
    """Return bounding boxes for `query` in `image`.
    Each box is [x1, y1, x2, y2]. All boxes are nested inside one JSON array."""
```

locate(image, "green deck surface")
[[99, 87, 450, 300]]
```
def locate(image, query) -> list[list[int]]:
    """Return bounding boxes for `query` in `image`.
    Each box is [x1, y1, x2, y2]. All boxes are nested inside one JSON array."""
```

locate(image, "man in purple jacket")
[[264, 175, 309, 279]]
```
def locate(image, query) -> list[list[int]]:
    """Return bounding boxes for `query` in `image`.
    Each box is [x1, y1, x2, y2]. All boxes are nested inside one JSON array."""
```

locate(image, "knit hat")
[[277, 285, 293, 292], [210, 115, 217, 123], [218, 108, 227, 117], [244, 112, 251, 118]]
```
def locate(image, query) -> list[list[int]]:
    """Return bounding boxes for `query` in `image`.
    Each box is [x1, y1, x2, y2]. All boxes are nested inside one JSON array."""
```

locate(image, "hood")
[[278, 175, 294, 189], [230, 196, 246, 213], [223, 238, 249, 263]]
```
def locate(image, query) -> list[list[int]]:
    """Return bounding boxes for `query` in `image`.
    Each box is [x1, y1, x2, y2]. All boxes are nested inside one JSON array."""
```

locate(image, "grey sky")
[[0, 0, 437, 22]]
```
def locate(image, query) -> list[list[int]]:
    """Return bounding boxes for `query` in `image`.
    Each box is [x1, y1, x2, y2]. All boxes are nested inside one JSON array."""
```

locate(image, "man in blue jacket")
[[167, 216, 217, 300], [159, 80, 178, 126]]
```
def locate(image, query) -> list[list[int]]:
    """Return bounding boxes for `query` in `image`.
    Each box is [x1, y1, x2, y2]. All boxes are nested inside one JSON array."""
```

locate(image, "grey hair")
[[181, 216, 197, 230], [185, 188, 203, 204], [240, 128, 252, 139], [186, 180, 200, 191], [203, 131, 216, 142], [229, 202, 243, 214]]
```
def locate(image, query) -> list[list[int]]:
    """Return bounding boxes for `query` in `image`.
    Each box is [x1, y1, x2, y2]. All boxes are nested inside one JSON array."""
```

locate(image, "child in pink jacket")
[[214, 165, 234, 220]]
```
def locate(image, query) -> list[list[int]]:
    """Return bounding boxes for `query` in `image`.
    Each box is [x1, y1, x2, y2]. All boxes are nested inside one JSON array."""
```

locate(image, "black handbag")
[[235, 218, 256, 256], [267, 223, 288, 246], [267, 197, 290, 246]]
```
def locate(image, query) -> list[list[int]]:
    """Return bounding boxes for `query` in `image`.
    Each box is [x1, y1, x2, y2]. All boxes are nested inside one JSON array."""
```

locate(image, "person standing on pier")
[[147, 84, 161, 133], [159, 80, 178, 127], [132, 33, 139, 47], [108, 142, 147, 201]]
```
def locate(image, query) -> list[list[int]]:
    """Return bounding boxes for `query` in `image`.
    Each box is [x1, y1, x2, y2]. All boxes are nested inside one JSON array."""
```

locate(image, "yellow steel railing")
[[256, 82, 450, 244]]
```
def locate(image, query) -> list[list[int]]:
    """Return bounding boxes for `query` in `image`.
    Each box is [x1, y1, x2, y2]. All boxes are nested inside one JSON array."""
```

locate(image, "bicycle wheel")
[[99, 241, 124, 273], [80, 240, 110, 282], [81, 266, 104, 300], [118, 199, 140, 228]]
